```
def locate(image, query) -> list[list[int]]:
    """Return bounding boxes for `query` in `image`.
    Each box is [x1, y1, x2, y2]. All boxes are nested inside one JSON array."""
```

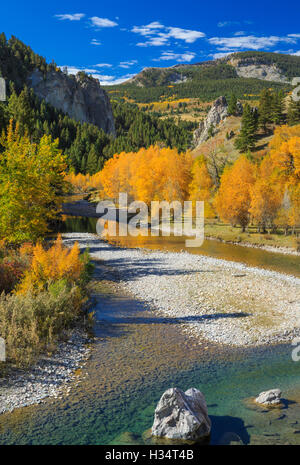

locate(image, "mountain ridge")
[[124, 51, 300, 88]]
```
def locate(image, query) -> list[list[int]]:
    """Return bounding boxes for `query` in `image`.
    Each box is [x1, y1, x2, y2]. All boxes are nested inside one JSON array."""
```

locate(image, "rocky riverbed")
[[63, 233, 300, 347], [2, 230, 298, 418], [0, 330, 91, 415]]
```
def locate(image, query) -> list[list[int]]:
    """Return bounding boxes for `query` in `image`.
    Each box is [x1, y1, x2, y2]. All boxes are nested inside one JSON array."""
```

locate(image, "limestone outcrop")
[[193, 95, 243, 146], [229, 58, 288, 83], [29, 70, 115, 135], [193, 96, 228, 145]]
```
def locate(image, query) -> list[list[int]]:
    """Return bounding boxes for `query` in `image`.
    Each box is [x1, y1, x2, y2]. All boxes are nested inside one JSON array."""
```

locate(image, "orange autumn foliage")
[[17, 235, 84, 294], [65, 172, 103, 192], [214, 156, 256, 230], [249, 178, 282, 231], [251, 125, 300, 230], [189, 155, 215, 218], [99, 145, 193, 205], [267, 125, 300, 185], [288, 185, 300, 230]]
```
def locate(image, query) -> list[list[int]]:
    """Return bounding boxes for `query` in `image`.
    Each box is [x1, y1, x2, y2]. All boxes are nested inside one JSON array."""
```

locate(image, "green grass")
[[204, 220, 300, 251]]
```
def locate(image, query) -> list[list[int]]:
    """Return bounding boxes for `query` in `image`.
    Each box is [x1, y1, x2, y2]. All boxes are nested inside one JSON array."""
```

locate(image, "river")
[[0, 215, 299, 445]]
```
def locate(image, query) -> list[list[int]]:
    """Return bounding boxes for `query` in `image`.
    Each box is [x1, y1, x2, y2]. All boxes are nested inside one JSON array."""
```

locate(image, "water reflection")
[[59, 216, 300, 278]]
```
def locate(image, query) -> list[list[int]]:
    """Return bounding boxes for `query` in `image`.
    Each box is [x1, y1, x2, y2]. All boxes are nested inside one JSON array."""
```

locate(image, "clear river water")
[[0, 215, 299, 445]]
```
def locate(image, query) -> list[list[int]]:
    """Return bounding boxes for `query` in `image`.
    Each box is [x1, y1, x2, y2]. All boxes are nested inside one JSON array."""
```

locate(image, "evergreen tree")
[[80, 155, 87, 173], [86, 146, 99, 175], [272, 91, 284, 125], [7, 86, 35, 135], [258, 89, 273, 131], [234, 103, 258, 152], [288, 96, 300, 126], [228, 93, 237, 116]]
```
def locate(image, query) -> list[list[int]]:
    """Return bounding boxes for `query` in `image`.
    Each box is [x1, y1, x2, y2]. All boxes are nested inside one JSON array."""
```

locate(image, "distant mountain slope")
[[105, 51, 299, 104], [126, 51, 300, 87]]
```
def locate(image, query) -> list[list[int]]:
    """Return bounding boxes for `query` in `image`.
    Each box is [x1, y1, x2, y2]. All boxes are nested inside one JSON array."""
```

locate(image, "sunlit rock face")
[[152, 387, 211, 441], [193, 96, 229, 145], [255, 389, 282, 406], [29, 70, 115, 136]]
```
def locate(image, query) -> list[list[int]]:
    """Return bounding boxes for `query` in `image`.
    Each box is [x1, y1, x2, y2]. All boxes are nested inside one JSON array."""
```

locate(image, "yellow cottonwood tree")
[[189, 155, 215, 218], [0, 120, 67, 243], [214, 156, 256, 231], [99, 145, 192, 205], [250, 179, 281, 232]]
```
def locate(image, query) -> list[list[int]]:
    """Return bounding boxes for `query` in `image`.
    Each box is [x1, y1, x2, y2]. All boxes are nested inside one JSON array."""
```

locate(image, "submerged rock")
[[255, 389, 282, 406], [152, 387, 211, 441], [110, 431, 144, 445], [218, 432, 243, 445]]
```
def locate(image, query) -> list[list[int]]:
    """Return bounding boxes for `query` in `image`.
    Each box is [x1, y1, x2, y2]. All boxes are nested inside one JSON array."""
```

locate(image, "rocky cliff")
[[229, 57, 288, 83], [29, 70, 115, 135], [193, 95, 243, 146]]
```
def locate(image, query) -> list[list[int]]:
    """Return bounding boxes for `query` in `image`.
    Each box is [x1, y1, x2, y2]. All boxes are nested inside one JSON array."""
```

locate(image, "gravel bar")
[[63, 232, 300, 347], [0, 330, 91, 415]]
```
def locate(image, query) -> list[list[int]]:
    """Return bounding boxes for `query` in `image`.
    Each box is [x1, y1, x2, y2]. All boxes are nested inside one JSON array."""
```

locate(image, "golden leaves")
[[17, 235, 83, 294]]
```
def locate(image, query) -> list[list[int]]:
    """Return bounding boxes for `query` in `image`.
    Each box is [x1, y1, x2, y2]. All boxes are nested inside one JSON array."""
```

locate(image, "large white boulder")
[[152, 387, 211, 441], [255, 389, 282, 406]]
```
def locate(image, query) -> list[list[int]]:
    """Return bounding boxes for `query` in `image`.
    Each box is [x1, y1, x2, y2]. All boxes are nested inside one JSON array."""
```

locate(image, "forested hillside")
[[0, 33, 58, 91], [108, 77, 288, 103], [0, 34, 193, 174], [105, 51, 300, 103]]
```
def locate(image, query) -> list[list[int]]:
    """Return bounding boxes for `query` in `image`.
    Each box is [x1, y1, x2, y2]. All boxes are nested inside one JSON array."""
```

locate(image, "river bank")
[[0, 329, 91, 415], [1, 230, 298, 420], [63, 233, 300, 347], [151, 222, 300, 257], [62, 198, 300, 257], [1, 234, 300, 444]]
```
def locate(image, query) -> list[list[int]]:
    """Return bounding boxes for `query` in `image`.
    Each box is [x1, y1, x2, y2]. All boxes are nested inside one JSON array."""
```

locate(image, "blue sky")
[[1, 0, 300, 85]]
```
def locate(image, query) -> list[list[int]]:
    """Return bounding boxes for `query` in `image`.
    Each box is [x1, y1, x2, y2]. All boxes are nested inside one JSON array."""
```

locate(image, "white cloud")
[[217, 20, 253, 28], [153, 51, 196, 62], [137, 35, 169, 47], [292, 51, 300, 56], [132, 22, 205, 46], [94, 63, 113, 68], [288, 34, 300, 38], [209, 35, 296, 50], [54, 13, 85, 21], [273, 49, 295, 54], [89, 17, 118, 28], [91, 39, 101, 46], [217, 21, 240, 28], [167, 27, 205, 43], [119, 60, 138, 68], [210, 51, 233, 59], [132, 22, 164, 36], [101, 74, 136, 85], [59, 65, 134, 86], [89, 74, 116, 81], [234, 31, 246, 36], [60, 66, 99, 75]]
